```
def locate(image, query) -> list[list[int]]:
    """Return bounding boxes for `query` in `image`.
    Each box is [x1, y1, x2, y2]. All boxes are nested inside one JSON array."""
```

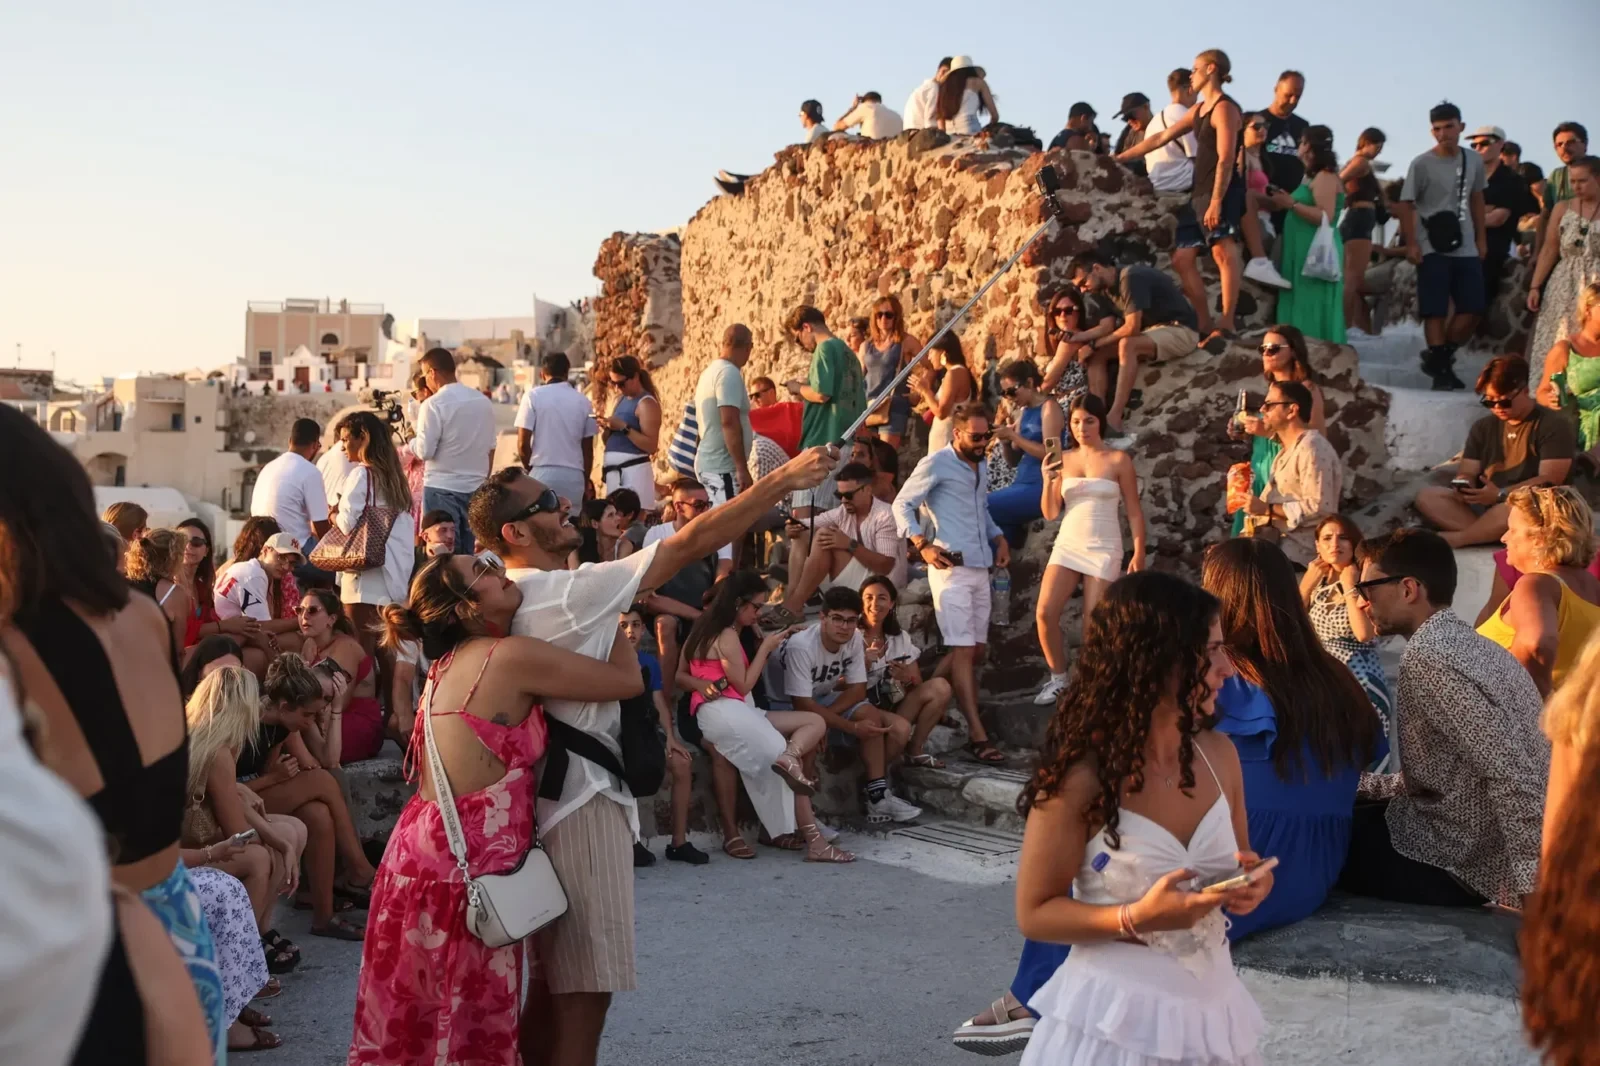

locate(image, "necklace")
[[1578, 199, 1599, 240]]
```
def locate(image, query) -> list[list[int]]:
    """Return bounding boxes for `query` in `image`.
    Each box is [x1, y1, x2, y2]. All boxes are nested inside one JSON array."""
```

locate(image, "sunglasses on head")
[[1259, 342, 1290, 356], [1480, 393, 1520, 409], [507, 487, 561, 524]]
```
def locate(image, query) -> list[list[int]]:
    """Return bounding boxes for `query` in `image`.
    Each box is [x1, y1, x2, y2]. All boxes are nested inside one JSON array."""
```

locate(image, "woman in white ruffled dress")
[[1015, 570, 1274, 1066]]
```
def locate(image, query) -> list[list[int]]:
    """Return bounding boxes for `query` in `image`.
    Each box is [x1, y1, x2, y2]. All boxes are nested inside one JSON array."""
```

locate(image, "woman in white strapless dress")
[[1033, 394, 1147, 705], [1016, 572, 1272, 1066]]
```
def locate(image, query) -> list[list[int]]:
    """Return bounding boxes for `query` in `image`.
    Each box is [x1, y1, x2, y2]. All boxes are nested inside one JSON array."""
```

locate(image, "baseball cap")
[[1468, 125, 1506, 143], [262, 533, 303, 558], [1114, 93, 1150, 120], [1068, 101, 1096, 120]]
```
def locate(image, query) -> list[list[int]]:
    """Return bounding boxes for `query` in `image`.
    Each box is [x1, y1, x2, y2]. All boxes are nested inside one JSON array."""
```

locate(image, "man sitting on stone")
[[761, 462, 905, 627], [833, 92, 903, 140], [1068, 252, 1200, 435], [1414, 355, 1575, 548], [776, 586, 921, 824], [1240, 380, 1343, 565], [1342, 528, 1547, 908]]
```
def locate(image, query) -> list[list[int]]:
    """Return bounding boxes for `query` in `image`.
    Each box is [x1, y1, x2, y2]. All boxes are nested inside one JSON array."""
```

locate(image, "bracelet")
[[203, 845, 214, 862], [1117, 903, 1142, 940]]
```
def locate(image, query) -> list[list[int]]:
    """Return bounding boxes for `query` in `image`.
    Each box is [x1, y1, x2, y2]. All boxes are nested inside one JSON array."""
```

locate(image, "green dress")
[[1230, 434, 1283, 536], [1553, 345, 1600, 451], [1275, 182, 1346, 343]]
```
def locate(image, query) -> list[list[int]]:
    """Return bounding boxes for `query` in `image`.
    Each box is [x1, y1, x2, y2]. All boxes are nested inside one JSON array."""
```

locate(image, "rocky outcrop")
[[590, 232, 683, 421]]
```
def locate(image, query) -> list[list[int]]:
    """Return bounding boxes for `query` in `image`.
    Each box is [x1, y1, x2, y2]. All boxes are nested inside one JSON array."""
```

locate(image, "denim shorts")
[[1175, 180, 1246, 249], [1417, 254, 1487, 319]]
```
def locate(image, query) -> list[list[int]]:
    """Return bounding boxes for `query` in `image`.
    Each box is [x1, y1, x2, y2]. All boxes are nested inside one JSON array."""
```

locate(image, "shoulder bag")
[[309, 472, 398, 573], [1422, 153, 1468, 254], [423, 662, 567, 948]]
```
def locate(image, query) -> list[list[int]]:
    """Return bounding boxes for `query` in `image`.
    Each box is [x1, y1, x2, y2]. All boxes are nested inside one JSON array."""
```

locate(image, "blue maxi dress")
[[987, 404, 1056, 548], [1007, 675, 1382, 1007]]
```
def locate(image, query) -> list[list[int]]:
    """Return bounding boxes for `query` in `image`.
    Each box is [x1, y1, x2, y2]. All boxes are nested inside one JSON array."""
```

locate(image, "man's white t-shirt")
[[250, 450, 329, 547], [904, 77, 940, 130], [837, 100, 905, 140], [215, 559, 274, 621], [814, 496, 907, 588], [508, 544, 659, 835], [317, 442, 358, 509], [782, 624, 867, 703], [514, 382, 596, 472], [410, 382, 497, 494], [1145, 102, 1198, 193], [642, 518, 731, 562]]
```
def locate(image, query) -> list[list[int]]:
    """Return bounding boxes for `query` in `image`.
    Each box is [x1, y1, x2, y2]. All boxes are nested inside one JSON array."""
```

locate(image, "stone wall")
[[590, 232, 683, 417], [223, 392, 351, 454]]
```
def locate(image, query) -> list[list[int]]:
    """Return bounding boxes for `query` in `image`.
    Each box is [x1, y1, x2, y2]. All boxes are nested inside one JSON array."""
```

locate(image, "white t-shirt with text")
[[215, 559, 273, 621], [782, 625, 867, 703]]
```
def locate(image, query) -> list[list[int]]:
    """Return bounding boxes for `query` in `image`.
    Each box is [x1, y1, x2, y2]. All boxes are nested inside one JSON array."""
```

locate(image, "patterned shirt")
[[1361, 609, 1549, 905], [1261, 429, 1343, 564]]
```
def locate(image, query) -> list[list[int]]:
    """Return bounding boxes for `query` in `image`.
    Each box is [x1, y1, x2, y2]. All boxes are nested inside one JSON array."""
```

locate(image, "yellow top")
[[1477, 573, 1600, 693]]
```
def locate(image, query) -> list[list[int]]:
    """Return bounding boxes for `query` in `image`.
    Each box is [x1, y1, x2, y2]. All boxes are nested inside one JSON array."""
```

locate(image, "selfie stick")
[[837, 166, 1075, 445]]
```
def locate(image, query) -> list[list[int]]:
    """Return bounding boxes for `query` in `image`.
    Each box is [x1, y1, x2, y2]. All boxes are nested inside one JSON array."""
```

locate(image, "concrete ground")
[[262, 829, 1535, 1066]]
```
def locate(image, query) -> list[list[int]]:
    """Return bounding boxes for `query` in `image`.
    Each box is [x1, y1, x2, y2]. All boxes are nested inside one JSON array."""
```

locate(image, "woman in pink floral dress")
[[348, 554, 646, 1066]]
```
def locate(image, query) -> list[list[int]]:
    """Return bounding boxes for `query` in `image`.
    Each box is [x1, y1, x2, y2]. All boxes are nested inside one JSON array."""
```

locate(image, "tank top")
[[1192, 93, 1241, 214], [947, 89, 984, 135], [862, 339, 906, 401], [606, 393, 646, 456], [1477, 573, 1600, 691]]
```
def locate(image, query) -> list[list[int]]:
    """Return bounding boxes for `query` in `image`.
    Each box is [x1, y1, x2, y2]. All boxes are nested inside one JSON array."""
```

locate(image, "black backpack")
[[538, 664, 667, 800]]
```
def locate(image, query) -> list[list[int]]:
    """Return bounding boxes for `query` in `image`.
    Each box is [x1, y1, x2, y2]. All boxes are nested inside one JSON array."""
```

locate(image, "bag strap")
[[538, 717, 627, 801], [422, 658, 473, 881], [1454, 152, 1467, 222]]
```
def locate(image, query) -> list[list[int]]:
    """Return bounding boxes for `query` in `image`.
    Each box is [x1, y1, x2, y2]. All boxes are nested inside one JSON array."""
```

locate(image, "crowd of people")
[[3, 45, 1598, 1066]]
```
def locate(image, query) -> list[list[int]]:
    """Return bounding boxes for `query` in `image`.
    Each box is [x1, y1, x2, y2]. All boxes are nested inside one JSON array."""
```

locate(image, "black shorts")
[[1338, 206, 1377, 243], [1175, 179, 1246, 249], [1417, 254, 1487, 319]]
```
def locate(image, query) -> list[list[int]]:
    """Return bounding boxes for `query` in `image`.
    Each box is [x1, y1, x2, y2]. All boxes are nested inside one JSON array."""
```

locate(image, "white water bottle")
[[991, 566, 1011, 625]]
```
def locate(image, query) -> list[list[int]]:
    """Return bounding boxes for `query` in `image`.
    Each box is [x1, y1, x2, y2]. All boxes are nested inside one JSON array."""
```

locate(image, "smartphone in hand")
[[1189, 857, 1279, 893]]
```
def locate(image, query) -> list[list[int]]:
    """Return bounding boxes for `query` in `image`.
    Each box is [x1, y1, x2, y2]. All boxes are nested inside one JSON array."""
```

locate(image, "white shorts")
[[929, 565, 991, 647], [602, 451, 656, 510], [821, 556, 872, 594]]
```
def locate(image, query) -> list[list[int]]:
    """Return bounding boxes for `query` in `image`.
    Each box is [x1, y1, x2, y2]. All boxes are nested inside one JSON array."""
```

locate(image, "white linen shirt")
[[250, 450, 329, 547], [904, 77, 940, 130], [409, 382, 497, 493], [317, 442, 358, 509], [514, 381, 596, 472], [333, 466, 416, 606], [837, 100, 904, 140], [509, 543, 659, 835]]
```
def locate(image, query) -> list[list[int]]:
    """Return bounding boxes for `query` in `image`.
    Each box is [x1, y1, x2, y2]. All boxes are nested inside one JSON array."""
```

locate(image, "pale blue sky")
[[2, 1, 1593, 382]]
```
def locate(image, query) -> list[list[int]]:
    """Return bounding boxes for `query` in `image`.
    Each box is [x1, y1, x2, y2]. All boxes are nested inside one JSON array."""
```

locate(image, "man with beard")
[[467, 445, 835, 1066], [892, 402, 1011, 766]]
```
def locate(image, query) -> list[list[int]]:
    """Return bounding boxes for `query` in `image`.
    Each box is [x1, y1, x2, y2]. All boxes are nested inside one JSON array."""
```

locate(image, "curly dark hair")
[[1522, 740, 1600, 1064], [1020, 571, 1220, 848]]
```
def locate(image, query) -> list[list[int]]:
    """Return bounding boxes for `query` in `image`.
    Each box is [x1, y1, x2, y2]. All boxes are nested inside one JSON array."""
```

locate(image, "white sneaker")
[[867, 793, 924, 824], [1244, 256, 1292, 290], [1033, 674, 1068, 705]]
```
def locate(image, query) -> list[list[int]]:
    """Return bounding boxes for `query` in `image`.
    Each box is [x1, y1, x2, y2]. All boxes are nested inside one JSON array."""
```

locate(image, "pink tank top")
[[686, 634, 750, 714]]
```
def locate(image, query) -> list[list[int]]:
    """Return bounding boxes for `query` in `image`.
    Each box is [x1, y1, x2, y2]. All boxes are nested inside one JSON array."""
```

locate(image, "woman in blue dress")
[[859, 295, 922, 448], [987, 360, 1065, 550], [953, 539, 1384, 1056]]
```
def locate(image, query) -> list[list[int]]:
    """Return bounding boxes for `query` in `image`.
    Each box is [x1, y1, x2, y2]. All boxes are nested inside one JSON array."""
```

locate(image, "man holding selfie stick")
[[892, 403, 1010, 766]]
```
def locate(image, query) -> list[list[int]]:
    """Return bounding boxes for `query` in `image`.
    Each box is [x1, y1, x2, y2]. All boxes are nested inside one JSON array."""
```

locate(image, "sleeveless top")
[[1192, 93, 1241, 214], [1477, 572, 1600, 691], [12, 598, 187, 865], [862, 339, 907, 401], [1009, 403, 1050, 483], [687, 638, 753, 714], [606, 393, 647, 456], [946, 89, 984, 135]]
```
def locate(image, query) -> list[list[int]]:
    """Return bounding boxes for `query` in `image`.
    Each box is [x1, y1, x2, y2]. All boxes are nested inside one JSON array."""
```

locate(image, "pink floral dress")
[[348, 642, 548, 1066]]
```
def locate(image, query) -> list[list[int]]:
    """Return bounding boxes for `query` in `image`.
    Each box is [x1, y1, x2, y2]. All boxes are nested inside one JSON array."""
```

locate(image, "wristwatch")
[[846, 538, 858, 554]]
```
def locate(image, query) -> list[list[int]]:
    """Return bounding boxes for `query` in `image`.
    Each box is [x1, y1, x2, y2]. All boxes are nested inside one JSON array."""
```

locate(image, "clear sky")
[[2, 1, 1593, 383]]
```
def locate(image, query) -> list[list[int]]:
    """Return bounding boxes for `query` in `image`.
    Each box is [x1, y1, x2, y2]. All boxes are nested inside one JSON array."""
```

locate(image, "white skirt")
[[1022, 940, 1264, 1066], [695, 697, 795, 838]]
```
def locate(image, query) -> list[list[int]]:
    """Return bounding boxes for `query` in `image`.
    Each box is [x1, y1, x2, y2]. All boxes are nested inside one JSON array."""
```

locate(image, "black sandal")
[[260, 930, 300, 973], [967, 740, 1007, 765], [333, 880, 374, 908]]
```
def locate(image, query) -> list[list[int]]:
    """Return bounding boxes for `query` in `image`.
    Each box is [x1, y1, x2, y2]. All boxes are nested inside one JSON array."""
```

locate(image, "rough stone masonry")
[[589, 129, 1404, 694]]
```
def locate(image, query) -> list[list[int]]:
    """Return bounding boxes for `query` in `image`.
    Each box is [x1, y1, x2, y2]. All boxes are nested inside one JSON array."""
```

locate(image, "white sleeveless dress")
[[1021, 749, 1266, 1066], [946, 89, 984, 134], [1047, 478, 1123, 581]]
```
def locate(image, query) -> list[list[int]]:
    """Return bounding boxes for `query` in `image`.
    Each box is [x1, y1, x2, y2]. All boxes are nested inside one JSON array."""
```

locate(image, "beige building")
[[68, 376, 253, 510], [245, 298, 387, 385]]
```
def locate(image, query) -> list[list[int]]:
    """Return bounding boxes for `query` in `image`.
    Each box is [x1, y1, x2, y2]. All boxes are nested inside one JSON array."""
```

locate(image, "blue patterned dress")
[[142, 861, 226, 1061]]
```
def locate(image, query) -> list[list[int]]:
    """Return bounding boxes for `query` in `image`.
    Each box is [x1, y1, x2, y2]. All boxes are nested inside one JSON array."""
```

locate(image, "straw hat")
[[948, 55, 979, 74]]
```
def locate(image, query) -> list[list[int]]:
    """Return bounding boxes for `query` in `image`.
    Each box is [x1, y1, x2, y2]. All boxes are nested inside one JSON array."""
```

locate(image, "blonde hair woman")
[[1477, 486, 1600, 695], [1536, 279, 1600, 463], [127, 528, 194, 655]]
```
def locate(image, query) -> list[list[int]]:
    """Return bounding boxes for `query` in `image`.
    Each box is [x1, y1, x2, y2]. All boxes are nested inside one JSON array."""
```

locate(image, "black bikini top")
[[13, 597, 187, 866]]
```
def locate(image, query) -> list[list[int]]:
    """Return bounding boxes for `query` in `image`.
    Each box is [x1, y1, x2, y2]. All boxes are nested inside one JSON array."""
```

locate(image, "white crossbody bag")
[[422, 669, 567, 948]]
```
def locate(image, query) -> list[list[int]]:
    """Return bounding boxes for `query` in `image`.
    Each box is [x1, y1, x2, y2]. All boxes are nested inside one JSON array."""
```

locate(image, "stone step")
[[897, 752, 1034, 834]]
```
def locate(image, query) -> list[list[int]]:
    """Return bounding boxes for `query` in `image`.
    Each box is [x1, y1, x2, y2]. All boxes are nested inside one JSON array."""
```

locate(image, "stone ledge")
[[341, 744, 411, 849], [1233, 893, 1522, 997]]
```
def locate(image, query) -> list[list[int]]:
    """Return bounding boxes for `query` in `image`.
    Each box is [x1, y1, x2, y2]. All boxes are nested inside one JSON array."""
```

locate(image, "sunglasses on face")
[[875, 310, 897, 320], [465, 557, 506, 595], [608, 377, 628, 387], [1247, 122, 1267, 132], [1052, 305, 1079, 317], [1480, 392, 1520, 409], [1259, 400, 1294, 410], [964, 430, 994, 442], [187, 537, 208, 548], [838, 483, 870, 498], [1351, 574, 1406, 601], [1001, 385, 1021, 398], [507, 487, 562, 524], [294, 605, 323, 617], [1259, 343, 1290, 356], [677, 498, 712, 513]]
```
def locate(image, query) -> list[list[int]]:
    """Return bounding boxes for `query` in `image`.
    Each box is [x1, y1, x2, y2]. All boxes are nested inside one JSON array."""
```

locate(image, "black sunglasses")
[[1259, 343, 1290, 355], [965, 430, 994, 442], [1001, 385, 1021, 398], [1351, 574, 1406, 600], [676, 497, 712, 513], [1480, 393, 1520, 410], [1051, 305, 1080, 316], [507, 487, 561, 524], [1259, 400, 1295, 409], [186, 536, 209, 548], [875, 310, 897, 320]]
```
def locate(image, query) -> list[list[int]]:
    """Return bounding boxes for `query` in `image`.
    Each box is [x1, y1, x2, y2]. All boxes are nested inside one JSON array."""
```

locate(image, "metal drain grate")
[[889, 820, 1023, 859]]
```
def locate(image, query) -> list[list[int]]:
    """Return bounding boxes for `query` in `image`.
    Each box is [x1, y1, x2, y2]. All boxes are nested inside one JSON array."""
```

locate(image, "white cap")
[[1468, 125, 1506, 143], [261, 532, 303, 558]]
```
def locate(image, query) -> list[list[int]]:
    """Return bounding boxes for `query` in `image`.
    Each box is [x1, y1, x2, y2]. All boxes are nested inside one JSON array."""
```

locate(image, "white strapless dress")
[[1047, 478, 1123, 581]]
